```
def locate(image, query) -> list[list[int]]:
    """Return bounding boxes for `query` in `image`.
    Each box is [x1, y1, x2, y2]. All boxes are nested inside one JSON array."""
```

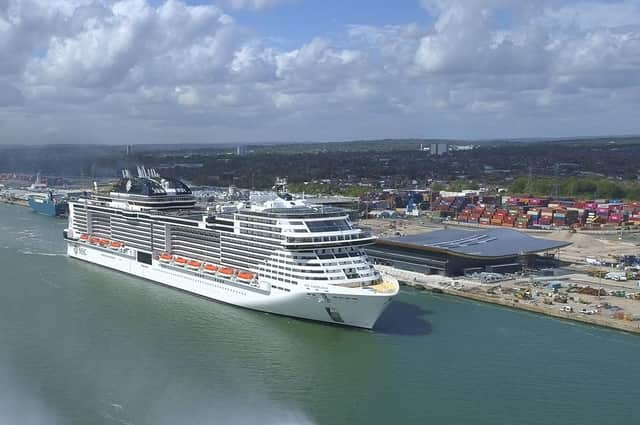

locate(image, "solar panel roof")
[[383, 228, 571, 258]]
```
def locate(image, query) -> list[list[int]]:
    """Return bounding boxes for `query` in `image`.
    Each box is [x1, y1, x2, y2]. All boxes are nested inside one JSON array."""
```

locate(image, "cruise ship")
[[63, 168, 398, 328]]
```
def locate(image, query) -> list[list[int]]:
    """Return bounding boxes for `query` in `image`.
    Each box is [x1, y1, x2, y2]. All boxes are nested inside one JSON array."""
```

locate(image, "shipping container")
[[540, 216, 553, 225], [541, 208, 555, 217]]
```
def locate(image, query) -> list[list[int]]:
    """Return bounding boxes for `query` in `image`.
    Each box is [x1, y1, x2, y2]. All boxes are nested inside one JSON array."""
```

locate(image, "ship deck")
[[367, 278, 399, 294]]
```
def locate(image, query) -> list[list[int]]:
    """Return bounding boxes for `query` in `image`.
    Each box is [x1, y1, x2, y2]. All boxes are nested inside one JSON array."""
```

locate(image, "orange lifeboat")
[[99, 239, 110, 246], [203, 264, 218, 273], [89, 237, 100, 244], [187, 259, 202, 270], [110, 241, 123, 249], [237, 271, 254, 281], [174, 257, 187, 266], [159, 253, 173, 263], [79, 234, 89, 242], [219, 267, 234, 276]]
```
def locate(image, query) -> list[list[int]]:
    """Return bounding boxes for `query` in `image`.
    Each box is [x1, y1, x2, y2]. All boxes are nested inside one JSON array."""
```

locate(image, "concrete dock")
[[378, 265, 640, 335]]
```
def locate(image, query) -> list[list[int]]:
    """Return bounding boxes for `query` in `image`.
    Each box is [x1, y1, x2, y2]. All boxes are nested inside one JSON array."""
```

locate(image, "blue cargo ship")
[[28, 191, 67, 217]]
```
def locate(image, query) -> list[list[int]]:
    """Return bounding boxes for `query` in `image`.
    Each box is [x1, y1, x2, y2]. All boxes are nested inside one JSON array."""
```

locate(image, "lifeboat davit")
[[187, 259, 202, 270], [79, 234, 89, 242], [203, 264, 218, 274], [159, 253, 172, 263], [219, 267, 234, 276], [174, 257, 187, 266], [237, 271, 254, 281], [110, 241, 123, 249]]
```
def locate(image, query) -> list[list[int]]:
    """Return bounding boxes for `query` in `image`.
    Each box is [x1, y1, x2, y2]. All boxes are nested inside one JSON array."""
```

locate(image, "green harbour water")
[[0, 202, 638, 425]]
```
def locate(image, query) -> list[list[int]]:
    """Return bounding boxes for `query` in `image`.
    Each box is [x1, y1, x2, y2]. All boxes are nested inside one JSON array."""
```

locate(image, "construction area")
[[362, 217, 640, 333]]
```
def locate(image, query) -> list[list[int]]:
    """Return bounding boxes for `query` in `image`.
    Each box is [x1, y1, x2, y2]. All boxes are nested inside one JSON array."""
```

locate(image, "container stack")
[[552, 209, 567, 227], [527, 208, 540, 226], [450, 197, 468, 212], [565, 209, 579, 226], [608, 212, 623, 225], [479, 212, 491, 225], [540, 208, 554, 226], [596, 205, 610, 222], [502, 214, 516, 227], [516, 214, 532, 228], [491, 209, 507, 226], [628, 202, 640, 224], [443, 193, 640, 229], [457, 210, 470, 223], [469, 206, 484, 223]]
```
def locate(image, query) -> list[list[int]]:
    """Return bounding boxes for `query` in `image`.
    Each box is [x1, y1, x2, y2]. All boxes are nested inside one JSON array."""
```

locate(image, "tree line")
[[508, 176, 640, 200]]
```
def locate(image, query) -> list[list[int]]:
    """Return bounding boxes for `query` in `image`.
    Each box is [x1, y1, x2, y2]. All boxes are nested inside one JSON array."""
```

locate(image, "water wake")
[[18, 249, 65, 257]]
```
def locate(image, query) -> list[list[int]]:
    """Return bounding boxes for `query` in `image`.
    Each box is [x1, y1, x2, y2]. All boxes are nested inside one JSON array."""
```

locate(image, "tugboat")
[[28, 190, 67, 217]]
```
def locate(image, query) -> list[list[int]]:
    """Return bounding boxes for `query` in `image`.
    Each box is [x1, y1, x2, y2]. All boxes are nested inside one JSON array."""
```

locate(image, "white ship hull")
[[67, 241, 396, 329]]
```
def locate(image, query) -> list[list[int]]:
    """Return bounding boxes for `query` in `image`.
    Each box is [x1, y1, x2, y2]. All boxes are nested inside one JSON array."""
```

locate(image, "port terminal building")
[[366, 228, 571, 277]]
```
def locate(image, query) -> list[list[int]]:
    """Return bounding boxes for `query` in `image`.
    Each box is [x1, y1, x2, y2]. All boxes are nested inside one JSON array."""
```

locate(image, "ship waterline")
[[67, 241, 395, 328]]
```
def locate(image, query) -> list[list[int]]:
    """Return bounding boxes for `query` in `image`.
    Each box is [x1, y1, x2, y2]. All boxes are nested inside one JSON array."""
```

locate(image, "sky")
[[1, 0, 639, 144]]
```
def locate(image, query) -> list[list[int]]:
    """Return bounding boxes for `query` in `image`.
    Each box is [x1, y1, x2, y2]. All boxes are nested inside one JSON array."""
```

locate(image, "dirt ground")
[[544, 231, 639, 264]]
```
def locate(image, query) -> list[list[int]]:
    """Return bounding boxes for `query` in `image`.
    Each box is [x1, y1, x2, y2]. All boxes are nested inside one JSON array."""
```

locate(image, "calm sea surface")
[[0, 203, 637, 425]]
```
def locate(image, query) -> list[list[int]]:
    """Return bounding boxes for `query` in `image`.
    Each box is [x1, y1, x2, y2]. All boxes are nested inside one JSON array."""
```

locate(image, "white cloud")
[[0, 0, 639, 143], [24, 0, 237, 88], [226, 0, 293, 11], [174, 86, 200, 107]]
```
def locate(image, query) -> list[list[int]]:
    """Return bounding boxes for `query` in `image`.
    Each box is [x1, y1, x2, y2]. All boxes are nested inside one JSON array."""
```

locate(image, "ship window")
[[305, 219, 351, 232], [137, 251, 152, 265]]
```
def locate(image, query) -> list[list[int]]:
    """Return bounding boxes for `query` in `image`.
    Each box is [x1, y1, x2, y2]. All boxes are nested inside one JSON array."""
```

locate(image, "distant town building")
[[430, 143, 449, 156], [273, 177, 288, 194], [236, 145, 247, 156], [451, 144, 475, 151], [439, 189, 483, 198]]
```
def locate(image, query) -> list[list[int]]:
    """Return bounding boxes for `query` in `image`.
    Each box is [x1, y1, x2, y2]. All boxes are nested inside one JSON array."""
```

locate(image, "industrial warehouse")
[[365, 228, 572, 277]]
